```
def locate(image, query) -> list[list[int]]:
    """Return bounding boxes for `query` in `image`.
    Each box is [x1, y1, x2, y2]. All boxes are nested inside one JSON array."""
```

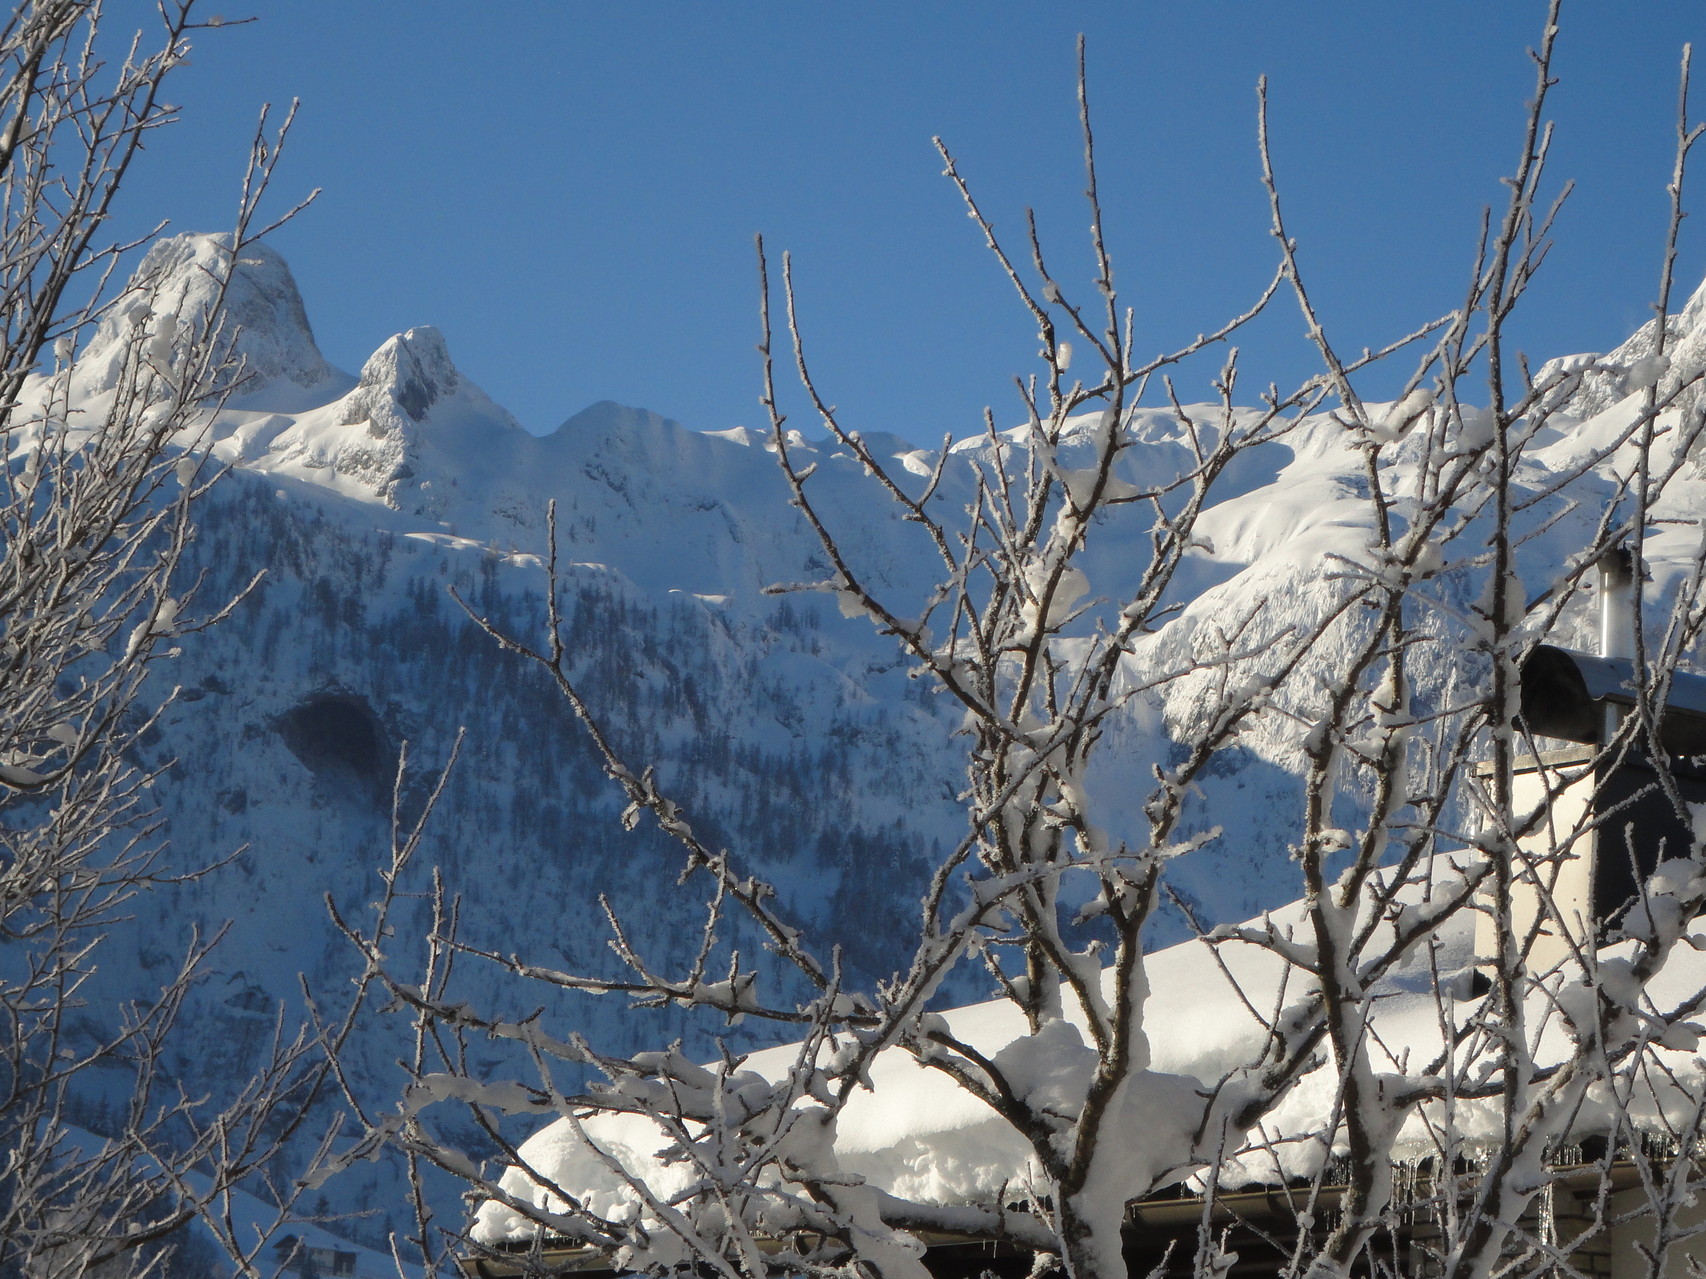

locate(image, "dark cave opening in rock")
[[277, 693, 388, 788]]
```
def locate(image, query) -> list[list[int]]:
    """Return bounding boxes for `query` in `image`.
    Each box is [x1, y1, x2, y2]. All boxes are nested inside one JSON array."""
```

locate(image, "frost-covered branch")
[[0, 5, 334, 1275]]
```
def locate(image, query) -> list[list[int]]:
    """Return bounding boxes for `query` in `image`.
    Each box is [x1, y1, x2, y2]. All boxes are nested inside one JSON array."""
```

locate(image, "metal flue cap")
[[1518, 643, 1706, 757]]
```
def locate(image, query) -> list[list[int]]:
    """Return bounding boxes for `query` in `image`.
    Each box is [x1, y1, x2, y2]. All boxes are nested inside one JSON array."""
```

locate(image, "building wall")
[[1474, 752, 1597, 977], [1609, 1185, 1706, 1279]]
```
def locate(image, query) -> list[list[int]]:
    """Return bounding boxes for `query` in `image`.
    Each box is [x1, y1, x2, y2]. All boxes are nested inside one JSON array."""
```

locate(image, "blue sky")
[[112, 2, 1706, 439]]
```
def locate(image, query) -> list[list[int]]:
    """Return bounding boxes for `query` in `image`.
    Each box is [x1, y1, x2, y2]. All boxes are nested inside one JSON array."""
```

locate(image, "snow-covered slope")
[[17, 232, 1706, 1249]]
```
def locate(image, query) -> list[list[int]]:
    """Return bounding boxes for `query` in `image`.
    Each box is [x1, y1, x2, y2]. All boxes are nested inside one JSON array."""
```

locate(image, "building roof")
[[470, 854, 1706, 1250]]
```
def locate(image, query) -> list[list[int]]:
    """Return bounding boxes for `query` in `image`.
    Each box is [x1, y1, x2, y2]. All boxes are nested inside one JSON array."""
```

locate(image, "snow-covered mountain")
[[21, 233, 1706, 1248]]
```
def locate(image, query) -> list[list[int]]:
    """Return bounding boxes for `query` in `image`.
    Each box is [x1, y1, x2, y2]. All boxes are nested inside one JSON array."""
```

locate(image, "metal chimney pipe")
[[1598, 545, 1635, 661], [1598, 544, 1636, 745]]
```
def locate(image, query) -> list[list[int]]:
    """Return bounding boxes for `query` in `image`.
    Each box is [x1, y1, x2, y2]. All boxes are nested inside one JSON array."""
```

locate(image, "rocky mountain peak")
[[339, 326, 459, 438], [79, 232, 334, 397]]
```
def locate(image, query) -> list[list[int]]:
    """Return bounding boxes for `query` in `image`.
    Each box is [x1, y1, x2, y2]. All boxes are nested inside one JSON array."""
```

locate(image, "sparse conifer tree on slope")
[[337, 8, 1706, 1279]]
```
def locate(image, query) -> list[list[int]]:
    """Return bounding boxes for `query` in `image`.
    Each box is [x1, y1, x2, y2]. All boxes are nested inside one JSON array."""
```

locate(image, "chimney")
[[1598, 543, 1636, 752], [1473, 547, 1706, 979]]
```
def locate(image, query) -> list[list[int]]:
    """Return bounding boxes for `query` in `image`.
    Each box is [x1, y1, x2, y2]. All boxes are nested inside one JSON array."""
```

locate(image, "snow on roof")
[[470, 855, 1706, 1248], [472, 854, 1706, 1248]]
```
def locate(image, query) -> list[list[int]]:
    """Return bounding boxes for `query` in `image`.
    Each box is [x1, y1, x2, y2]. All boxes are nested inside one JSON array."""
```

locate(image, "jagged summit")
[[79, 232, 336, 400], [68, 234, 706, 520], [341, 326, 459, 433], [231, 320, 529, 522]]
